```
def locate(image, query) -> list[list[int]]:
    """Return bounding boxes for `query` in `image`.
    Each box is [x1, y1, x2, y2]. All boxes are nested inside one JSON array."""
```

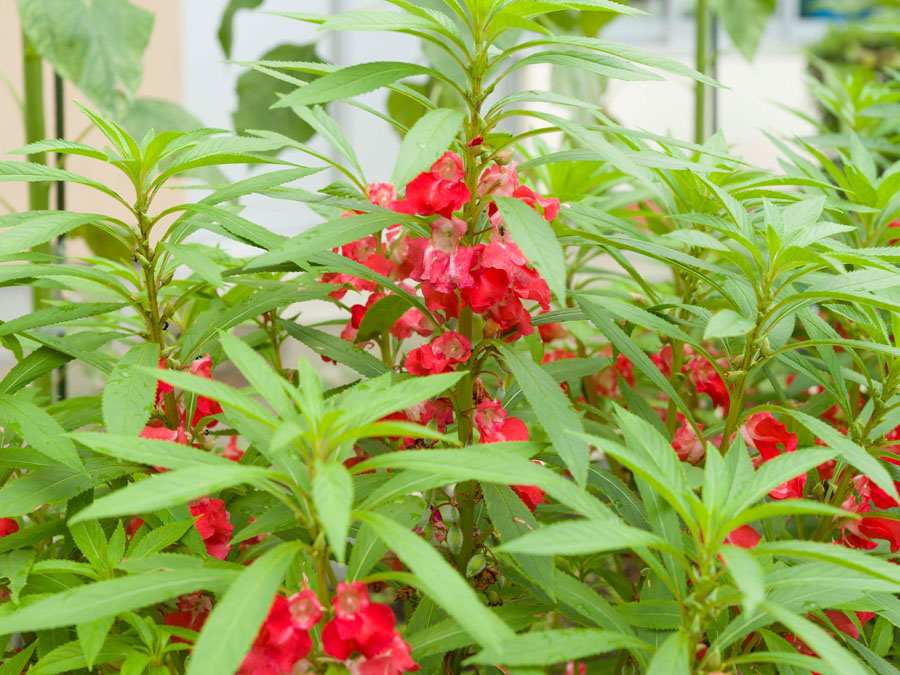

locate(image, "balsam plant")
[[2, 1, 900, 674]]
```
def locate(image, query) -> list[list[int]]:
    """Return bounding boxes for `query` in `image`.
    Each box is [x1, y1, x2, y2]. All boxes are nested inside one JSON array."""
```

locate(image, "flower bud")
[[465, 552, 486, 577], [439, 504, 459, 523], [446, 525, 463, 554]]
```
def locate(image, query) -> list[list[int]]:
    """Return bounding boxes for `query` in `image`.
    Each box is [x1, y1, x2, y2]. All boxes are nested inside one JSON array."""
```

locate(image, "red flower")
[[474, 400, 529, 444], [190, 355, 223, 429], [0, 519, 19, 538], [511, 484, 547, 513], [687, 356, 729, 410], [368, 182, 398, 208], [742, 412, 798, 460], [477, 162, 519, 199], [511, 184, 560, 222], [239, 594, 314, 675], [126, 517, 144, 537], [288, 589, 323, 631], [164, 593, 212, 644], [155, 358, 174, 406], [322, 582, 398, 660], [724, 525, 761, 549], [404, 332, 471, 376], [404, 151, 470, 217], [672, 415, 705, 465], [189, 497, 233, 560], [840, 495, 900, 552], [854, 474, 900, 509], [224, 436, 244, 462], [348, 635, 420, 675]]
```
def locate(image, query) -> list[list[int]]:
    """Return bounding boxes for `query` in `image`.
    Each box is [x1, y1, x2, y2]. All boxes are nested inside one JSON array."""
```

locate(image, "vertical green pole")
[[694, 0, 710, 145], [22, 30, 53, 401]]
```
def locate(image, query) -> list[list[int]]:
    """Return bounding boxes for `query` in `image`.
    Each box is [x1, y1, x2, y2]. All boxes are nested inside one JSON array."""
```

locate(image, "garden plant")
[[2, 0, 900, 674]]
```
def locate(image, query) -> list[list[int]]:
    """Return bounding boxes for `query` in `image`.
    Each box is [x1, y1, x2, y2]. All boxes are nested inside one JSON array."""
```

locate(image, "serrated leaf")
[[466, 628, 650, 666], [186, 543, 300, 675], [77, 615, 114, 670], [312, 461, 353, 563], [275, 61, 433, 108], [703, 309, 754, 340], [391, 108, 465, 187], [0, 569, 234, 632], [0, 394, 83, 470], [102, 343, 159, 436], [498, 345, 588, 486]]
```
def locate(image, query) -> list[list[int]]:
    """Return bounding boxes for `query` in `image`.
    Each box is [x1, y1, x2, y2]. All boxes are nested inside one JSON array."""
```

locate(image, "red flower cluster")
[[322, 582, 418, 675], [239, 590, 321, 675]]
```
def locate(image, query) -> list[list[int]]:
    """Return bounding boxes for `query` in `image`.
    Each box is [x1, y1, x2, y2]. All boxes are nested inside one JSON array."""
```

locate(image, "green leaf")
[[279, 321, 388, 378], [186, 543, 300, 675], [780, 408, 899, 503], [646, 631, 691, 675], [101, 343, 159, 437], [391, 108, 465, 187], [0, 549, 34, 603], [498, 345, 588, 486], [466, 628, 649, 666], [127, 519, 195, 559], [720, 545, 765, 612], [245, 211, 410, 270], [234, 43, 321, 145], [312, 461, 354, 563], [499, 518, 681, 559], [76, 616, 114, 670], [357, 510, 514, 650], [0, 211, 108, 258], [354, 294, 412, 344], [0, 301, 124, 338], [68, 432, 235, 470], [616, 600, 680, 630], [483, 483, 555, 599], [0, 643, 36, 675], [0, 163, 118, 199], [218, 0, 263, 57], [347, 498, 424, 581], [0, 394, 83, 470], [337, 372, 466, 428], [16, 0, 153, 114], [70, 465, 276, 523], [703, 309, 754, 340], [10, 139, 106, 161], [275, 61, 433, 108], [0, 346, 73, 394], [494, 196, 567, 302], [0, 569, 234, 632], [160, 242, 223, 287], [709, 0, 777, 61], [69, 520, 109, 569], [355, 448, 612, 522]]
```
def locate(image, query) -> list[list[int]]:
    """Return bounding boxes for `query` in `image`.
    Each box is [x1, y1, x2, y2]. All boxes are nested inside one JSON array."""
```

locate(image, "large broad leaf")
[[16, 0, 153, 114], [0, 394, 83, 470], [186, 543, 300, 675], [357, 511, 514, 650], [0, 569, 234, 632], [312, 461, 354, 563], [101, 344, 159, 437], [69, 465, 277, 523], [391, 108, 465, 188], [495, 196, 567, 303], [498, 345, 589, 486]]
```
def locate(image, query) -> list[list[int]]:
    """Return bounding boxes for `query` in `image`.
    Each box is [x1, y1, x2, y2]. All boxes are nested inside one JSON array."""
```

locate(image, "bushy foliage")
[[2, 1, 900, 674]]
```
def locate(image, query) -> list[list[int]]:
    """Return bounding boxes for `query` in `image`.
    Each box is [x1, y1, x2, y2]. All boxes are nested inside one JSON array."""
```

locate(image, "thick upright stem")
[[694, 0, 711, 145], [22, 31, 52, 401]]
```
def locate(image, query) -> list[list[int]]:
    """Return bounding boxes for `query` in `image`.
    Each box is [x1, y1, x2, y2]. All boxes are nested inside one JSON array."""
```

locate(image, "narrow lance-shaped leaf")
[[391, 108, 465, 187], [0, 394, 83, 470], [102, 343, 159, 436], [495, 196, 567, 303], [312, 461, 354, 563], [186, 543, 301, 675], [498, 345, 589, 486]]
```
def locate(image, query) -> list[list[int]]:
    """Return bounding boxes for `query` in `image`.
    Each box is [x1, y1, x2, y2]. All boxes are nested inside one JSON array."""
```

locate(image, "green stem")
[[694, 0, 711, 145], [22, 31, 53, 402]]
